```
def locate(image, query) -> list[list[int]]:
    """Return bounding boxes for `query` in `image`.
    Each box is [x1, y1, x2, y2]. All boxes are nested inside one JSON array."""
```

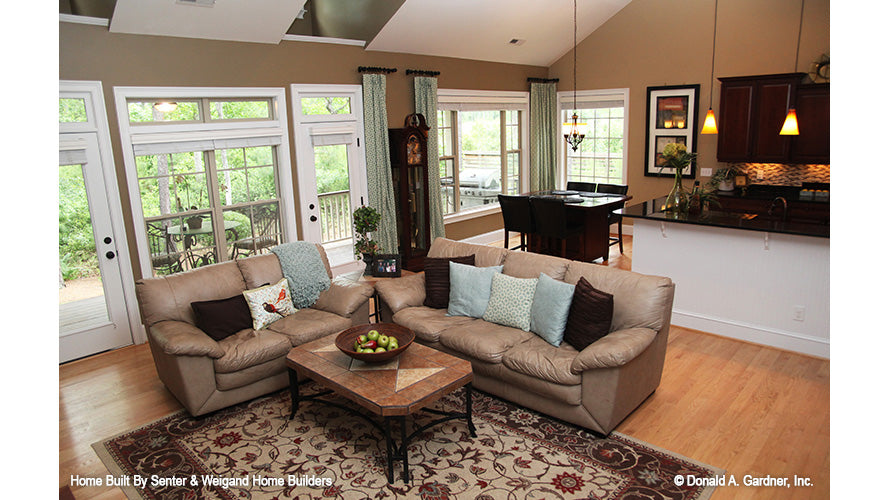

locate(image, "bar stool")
[[596, 183, 629, 254], [498, 194, 536, 251], [530, 196, 585, 259]]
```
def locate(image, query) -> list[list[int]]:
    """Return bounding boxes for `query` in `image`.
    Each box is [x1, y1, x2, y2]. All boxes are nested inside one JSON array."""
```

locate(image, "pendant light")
[[154, 101, 178, 113], [564, 0, 586, 151], [780, 0, 805, 136], [701, 0, 719, 134]]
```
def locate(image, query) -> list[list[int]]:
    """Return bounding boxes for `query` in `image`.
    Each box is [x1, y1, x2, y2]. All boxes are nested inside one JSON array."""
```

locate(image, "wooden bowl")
[[335, 323, 415, 363]]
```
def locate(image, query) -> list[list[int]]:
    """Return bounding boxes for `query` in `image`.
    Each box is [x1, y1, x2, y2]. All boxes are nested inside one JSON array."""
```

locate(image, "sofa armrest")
[[375, 273, 426, 314], [149, 320, 226, 359], [311, 278, 374, 318], [570, 327, 657, 373]]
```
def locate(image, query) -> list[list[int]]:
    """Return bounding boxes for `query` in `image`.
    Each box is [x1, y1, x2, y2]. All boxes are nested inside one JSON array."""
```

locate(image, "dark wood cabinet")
[[717, 73, 803, 163], [389, 113, 431, 272], [791, 84, 830, 164]]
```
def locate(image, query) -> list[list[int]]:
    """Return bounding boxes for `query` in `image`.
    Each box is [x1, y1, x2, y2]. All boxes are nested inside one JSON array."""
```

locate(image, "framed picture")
[[644, 84, 700, 178], [371, 254, 402, 277]]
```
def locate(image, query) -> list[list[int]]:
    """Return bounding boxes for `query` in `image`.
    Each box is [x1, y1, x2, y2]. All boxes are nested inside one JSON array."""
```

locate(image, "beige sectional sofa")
[[375, 237, 675, 436], [135, 245, 373, 417]]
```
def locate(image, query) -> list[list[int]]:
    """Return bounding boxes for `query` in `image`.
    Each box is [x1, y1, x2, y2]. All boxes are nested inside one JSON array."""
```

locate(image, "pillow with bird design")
[[242, 278, 298, 330]]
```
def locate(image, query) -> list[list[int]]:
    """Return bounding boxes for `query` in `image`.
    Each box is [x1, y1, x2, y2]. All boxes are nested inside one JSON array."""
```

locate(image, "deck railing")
[[318, 190, 352, 243]]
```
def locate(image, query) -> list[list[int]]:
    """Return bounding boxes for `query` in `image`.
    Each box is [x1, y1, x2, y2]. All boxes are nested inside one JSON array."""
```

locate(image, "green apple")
[[387, 340, 399, 351], [357, 334, 368, 345], [362, 348, 375, 354], [367, 330, 380, 342], [374, 347, 387, 353], [377, 335, 390, 348]]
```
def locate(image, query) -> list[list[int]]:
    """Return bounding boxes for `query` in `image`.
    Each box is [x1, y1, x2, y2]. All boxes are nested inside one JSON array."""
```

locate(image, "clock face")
[[407, 135, 422, 165]]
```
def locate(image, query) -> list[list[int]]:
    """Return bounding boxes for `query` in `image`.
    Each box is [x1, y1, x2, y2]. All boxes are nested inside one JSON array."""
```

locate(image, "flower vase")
[[664, 173, 688, 214]]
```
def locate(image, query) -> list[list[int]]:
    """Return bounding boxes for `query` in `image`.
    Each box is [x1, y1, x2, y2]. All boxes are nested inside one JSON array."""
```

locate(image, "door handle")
[[106, 251, 116, 259], [309, 215, 318, 222]]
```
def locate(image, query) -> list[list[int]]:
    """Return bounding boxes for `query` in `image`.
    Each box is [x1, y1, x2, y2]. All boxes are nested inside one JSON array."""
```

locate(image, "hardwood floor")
[[59, 234, 829, 499]]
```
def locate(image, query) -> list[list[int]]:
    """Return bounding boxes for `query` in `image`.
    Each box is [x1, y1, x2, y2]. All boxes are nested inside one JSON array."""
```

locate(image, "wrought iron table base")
[[287, 369, 476, 483]]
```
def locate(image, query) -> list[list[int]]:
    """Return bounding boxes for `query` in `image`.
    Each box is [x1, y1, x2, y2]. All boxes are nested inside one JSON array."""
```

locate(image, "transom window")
[[114, 87, 295, 278], [559, 89, 629, 186], [437, 90, 528, 216]]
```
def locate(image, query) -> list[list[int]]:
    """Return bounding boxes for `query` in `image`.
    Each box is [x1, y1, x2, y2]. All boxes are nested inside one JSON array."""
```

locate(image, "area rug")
[[93, 387, 723, 499]]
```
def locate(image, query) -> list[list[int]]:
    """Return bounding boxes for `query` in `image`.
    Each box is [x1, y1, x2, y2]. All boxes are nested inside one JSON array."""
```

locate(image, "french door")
[[59, 133, 133, 362], [292, 85, 368, 272]]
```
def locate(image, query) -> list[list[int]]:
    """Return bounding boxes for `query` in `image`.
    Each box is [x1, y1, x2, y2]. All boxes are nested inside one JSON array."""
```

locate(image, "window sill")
[[443, 204, 502, 224]]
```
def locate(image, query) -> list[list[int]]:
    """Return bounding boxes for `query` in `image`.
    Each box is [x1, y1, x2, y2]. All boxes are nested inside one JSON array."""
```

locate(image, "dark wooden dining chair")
[[566, 181, 597, 193], [498, 194, 536, 251], [529, 196, 585, 259], [596, 183, 630, 254]]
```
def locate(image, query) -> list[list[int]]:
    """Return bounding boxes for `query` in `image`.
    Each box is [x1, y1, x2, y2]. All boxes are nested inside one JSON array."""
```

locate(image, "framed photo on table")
[[371, 254, 402, 277], [644, 84, 700, 178]]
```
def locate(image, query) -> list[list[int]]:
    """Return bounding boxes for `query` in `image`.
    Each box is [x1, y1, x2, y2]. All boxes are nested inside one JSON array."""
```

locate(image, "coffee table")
[[285, 332, 475, 483]]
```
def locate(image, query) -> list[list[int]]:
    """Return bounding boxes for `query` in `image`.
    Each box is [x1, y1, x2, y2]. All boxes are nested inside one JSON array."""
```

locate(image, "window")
[[437, 90, 529, 216], [115, 87, 295, 277], [559, 89, 629, 186]]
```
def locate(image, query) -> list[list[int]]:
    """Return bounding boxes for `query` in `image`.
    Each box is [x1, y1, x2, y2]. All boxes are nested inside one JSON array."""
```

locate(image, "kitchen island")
[[619, 197, 829, 358]]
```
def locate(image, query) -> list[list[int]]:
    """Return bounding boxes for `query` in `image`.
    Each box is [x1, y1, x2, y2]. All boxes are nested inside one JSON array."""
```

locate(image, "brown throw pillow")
[[563, 277, 614, 351], [191, 294, 254, 341], [423, 255, 476, 308]]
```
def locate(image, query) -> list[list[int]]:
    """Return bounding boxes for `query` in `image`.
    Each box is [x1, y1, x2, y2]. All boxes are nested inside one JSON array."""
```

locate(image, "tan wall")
[[548, 0, 830, 210], [59, 22, 547, 279]]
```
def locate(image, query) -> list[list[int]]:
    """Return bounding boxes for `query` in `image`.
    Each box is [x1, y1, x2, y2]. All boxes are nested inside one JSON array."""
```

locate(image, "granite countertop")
[[618, 197, 830, 238]]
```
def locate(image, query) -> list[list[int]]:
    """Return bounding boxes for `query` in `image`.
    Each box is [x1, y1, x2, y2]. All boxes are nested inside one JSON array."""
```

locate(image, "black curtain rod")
[[406, 69, 441, 76], [527, 77, 559, 83], [358, 66, 397, 74]]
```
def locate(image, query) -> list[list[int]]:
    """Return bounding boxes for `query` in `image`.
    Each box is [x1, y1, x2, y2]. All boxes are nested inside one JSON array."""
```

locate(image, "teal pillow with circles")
[[482, 273, 539, 331], [447, 262, 503, 318], [530, 273, 576, 346]]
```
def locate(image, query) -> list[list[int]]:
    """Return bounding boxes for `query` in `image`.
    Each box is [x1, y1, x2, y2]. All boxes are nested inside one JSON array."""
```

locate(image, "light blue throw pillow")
[[483, 273, 538, 331], [446, 262, 503, 318], [530, 273, 576, 346]]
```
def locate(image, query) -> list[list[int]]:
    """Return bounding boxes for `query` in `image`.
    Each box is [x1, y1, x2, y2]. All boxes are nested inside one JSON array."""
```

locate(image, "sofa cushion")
[[191, 293, 253, 341], [530, 273, 576, 347], [563, 261, 673, 333], [447, 263, 503, 319], [213, 329, 292, 374], [137, 261, 246, 326], [265, 308, 352, 346], [392, 307, 478, 343], [482, 273, 537, 331], [502, 251, 569, 281], [502, 336, 582, 386], [423, 255, 475, 309], [236, 253, 284, 290], [243, 278, 298, 330], [428, 237, 508, 268], [563, 277, 614, 351], [438, 320, 535, 364]]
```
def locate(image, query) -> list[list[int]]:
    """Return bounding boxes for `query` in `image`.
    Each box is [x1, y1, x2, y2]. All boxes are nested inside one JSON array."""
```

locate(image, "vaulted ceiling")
[[60, 0, 632, 67]]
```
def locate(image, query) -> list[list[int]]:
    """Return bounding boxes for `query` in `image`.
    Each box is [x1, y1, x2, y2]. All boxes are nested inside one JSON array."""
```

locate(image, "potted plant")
[[709, 165, 741, 192], [353, 205, 382, 275]]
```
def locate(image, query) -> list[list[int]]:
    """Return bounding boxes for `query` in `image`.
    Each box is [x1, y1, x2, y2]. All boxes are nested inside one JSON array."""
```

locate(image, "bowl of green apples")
[[335, 323, 415, 363]]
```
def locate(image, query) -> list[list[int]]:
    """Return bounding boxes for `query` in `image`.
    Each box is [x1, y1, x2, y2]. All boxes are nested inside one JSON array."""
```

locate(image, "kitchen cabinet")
[[717, 73, 829, 164]]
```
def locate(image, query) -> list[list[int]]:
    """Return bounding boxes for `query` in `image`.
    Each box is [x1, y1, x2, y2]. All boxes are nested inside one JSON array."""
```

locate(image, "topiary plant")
[[353, 205, 382, 258]]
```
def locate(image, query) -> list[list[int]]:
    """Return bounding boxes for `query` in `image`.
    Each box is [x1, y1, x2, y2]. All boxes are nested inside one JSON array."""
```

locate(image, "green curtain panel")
[[530, 82, 559, 192], [361, 74, 399, 253], [413, 76, 446, 241]]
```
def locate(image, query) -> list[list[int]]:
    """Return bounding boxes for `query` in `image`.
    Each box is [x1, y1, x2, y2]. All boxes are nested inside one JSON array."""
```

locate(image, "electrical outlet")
[[701, 167, 713, 177], [754, 169, 763, 180], [793, 306, 806, 322]]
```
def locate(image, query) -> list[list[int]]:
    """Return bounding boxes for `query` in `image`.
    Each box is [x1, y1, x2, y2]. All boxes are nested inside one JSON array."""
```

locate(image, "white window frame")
[[557, 88, 630, 187], [113, 86, 297, 279], [437, 89, 530, 223]]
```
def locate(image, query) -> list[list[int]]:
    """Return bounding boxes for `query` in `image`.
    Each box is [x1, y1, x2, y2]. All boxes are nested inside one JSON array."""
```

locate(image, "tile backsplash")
[[731, 163, 830, 186]]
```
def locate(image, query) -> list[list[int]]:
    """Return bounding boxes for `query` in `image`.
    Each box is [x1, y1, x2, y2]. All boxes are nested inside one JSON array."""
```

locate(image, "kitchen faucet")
[[768, 196, 788, 222]]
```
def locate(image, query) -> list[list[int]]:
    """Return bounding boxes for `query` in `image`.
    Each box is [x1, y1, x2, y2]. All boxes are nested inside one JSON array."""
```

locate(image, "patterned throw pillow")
[[242, 278, 298, 330], [482, 273, 539, 331]]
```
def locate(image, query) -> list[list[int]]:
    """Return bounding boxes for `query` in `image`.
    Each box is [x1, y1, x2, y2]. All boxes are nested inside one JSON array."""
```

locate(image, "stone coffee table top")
[[286, 332, 473, 417]]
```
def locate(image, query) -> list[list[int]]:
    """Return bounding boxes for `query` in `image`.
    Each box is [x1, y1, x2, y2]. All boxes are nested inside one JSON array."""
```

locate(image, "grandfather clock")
[[389, 113, 431, 271]]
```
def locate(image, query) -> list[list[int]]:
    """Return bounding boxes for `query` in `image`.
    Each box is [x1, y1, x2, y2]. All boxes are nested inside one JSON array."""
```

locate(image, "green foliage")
[[313, 145, 350, 194], [59, 98, 87, 123], [352, 205, 381, 257], [59, 164, 99, 279]]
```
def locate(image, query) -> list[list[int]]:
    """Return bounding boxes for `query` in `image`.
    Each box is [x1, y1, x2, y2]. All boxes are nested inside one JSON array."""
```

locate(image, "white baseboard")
[[672, 309, 829, 359]]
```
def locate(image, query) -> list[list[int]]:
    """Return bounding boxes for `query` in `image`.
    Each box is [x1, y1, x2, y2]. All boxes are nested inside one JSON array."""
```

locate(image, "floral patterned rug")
[[94, 387, 722, 499]]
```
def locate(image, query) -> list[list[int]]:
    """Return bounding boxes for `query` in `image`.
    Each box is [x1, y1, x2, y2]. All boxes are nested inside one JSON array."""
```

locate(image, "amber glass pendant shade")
[[779, 108, 799, 135], [701, 108, 718, 134]]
